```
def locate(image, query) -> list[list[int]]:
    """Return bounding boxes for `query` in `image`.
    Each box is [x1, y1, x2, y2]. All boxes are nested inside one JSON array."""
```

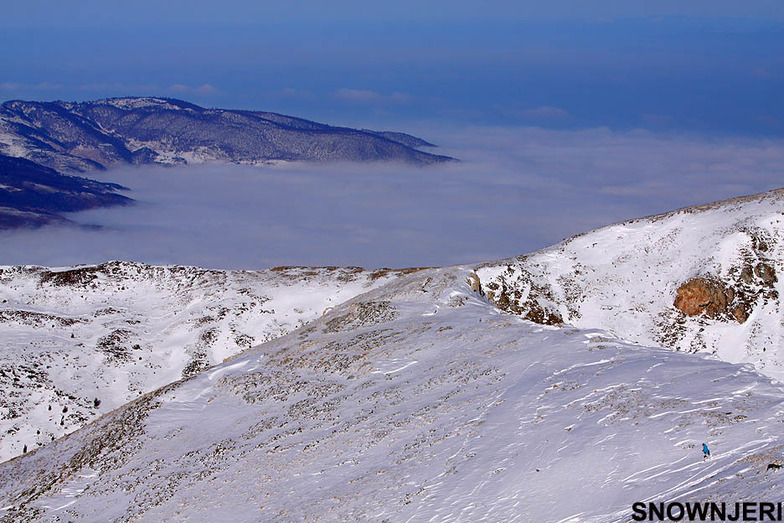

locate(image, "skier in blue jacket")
[[703, 443, 711, 459]]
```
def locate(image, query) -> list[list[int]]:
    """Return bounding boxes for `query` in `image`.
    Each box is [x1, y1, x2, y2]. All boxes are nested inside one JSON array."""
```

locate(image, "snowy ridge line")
[[0, 260, 424, 462], [476, 185, 784, 381], [0, 96, 453, 175], [3, 189, 784, 519], [1, 265, 783, 521]]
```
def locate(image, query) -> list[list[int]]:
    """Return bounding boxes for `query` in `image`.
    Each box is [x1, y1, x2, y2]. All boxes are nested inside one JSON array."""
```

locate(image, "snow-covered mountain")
[[0, 97, 452, 174], [1, 265, 783, 522], [0, 154, 131, 229], [1, 189, 784, 521], [476, 188, 784, 382], [0, 262, 418, 463], [0, 96, 451, 229]]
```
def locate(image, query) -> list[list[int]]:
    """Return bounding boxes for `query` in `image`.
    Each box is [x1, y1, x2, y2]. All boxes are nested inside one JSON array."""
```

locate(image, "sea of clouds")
[[2, 126, 783, 270]]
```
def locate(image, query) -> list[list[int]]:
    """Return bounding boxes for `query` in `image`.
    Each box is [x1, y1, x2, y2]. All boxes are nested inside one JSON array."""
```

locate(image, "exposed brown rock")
[[467, 272, 483, 295], [740, 266, 754, 285], [731, 304, 750, 323], [477, 268, 563, 326], [525, 301, 563, 326], [754, 262, 777, 286], [673, 278, 731, 319]]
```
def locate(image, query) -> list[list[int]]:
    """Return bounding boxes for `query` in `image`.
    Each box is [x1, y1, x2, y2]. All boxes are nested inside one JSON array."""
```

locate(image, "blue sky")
[[1, 1, 782, 134]]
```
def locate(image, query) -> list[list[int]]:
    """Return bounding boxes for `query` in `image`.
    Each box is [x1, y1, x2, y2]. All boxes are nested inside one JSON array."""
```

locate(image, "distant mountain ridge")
[[0, 97, 452, 174], [0, 153, 131, 229], [0, 96, 452, 228]]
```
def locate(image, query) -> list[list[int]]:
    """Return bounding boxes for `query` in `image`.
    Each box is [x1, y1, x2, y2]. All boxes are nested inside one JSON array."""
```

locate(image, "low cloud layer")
[[2, 127, 783, 270]]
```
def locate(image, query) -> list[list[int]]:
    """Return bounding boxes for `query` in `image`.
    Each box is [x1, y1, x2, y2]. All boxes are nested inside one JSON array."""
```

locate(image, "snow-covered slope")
[[0, 261, 414, 462], [477, 188, 784, 382], [3, 190, 784, 521], [1, 266, 783, 522]]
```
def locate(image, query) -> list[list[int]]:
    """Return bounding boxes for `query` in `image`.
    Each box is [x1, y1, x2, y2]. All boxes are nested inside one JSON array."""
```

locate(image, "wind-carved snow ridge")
[[1, 265, 784, 522], [477, 188, 784, 382], [0, 261, 414, 462]]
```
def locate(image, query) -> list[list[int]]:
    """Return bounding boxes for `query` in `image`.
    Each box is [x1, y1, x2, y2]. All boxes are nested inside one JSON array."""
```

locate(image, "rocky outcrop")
[[674, 261, 778, 324], [474, 265, 563, 326], [753, 262, 777, 286], [466, 272, 483, 295], [674, 278, 738, 320]]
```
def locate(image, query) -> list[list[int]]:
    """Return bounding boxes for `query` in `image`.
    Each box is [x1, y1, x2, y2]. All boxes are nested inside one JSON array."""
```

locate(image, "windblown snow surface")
[[1, 190, 784, 521], [0, 262, 410, 462]]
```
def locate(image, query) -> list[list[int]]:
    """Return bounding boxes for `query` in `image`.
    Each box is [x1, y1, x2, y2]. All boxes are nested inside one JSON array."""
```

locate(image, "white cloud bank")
[[1, 127, 783, 270]]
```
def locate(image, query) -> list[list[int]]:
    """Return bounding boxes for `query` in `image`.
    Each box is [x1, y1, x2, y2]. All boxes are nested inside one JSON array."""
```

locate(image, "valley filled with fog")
[[2, 127, 783, 270]]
